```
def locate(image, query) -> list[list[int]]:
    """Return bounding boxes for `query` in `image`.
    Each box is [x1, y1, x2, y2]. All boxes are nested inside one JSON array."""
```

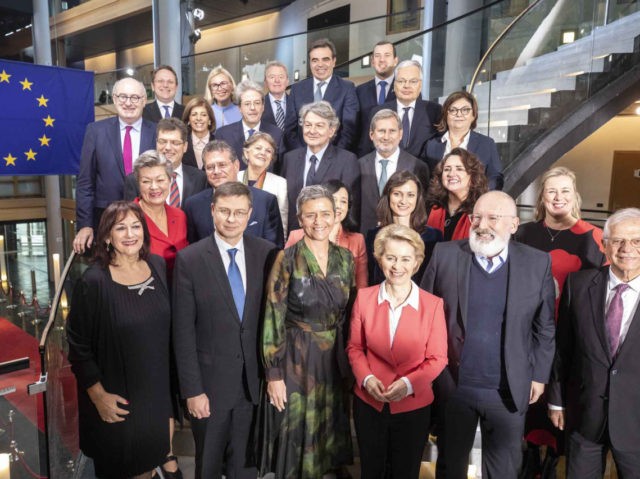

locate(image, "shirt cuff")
[[363, 374, 374, 389], [548, 404, 564, 411], [401, 376, 413, 396]]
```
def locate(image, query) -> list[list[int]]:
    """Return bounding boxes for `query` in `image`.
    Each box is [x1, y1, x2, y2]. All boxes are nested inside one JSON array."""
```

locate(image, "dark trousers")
[[567, 429, 640, 478], [191, 390, 257, 479], [353, 395, 431, 479], [436, 386, 525, 479]]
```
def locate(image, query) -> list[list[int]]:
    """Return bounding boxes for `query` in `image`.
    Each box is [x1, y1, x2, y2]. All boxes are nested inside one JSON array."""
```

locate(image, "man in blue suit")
[[73, 77, 156, 253], [214, 80, 283, 169], [262, 61, 290, 132], [284, 38, 359, 151], [183, 140, 284, 248]]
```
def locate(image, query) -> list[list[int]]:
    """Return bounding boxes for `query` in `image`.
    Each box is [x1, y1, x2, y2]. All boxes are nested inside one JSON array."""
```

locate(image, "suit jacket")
[[182, 132, 212, 170], [142, 101, 186, 123], [424, 130, 504, 190], [420, 240, 556, 413], [172, 234, 278, 409], [548, 267, 640, 450], [347, 284, 448, 413], [262, 93, 289, 130], [280, 144, 361, 233], [214, 121, 284, 169], [284, 75, 359, 151], [237, 170, 288, 236], [76, 117, 157, 229], [358, 98, 442, 159], [358, 149, 430, 234], [355, 78, 396, 138], [123, 164, 207, 205], [183, 186, 284, 249]]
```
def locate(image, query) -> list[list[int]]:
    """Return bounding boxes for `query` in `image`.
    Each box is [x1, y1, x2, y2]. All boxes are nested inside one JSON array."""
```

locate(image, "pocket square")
[[249, 221, 258, 226]]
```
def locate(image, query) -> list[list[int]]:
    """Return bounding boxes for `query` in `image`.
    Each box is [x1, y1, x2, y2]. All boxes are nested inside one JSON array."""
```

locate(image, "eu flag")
[[0, 59, 94, 175]]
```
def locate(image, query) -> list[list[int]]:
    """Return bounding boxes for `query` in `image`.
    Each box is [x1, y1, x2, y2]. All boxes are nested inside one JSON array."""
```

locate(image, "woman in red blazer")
[[347, 224, 448, 478], [425, 148, 488, 241]]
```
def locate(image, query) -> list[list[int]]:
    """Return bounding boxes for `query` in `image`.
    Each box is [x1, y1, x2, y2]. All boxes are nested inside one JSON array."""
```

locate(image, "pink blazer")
[[286, 227, 369, 289], [347, 285, 448, 413]]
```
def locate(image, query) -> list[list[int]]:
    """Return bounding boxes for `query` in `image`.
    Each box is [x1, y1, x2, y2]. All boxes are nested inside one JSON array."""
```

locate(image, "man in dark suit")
[[358, 60, 441, 159], [74, 77, 156, 254], [548, 208, 640, 477], [124, 118, 207, 206], [183, 140, 284, 248], [358, 108, 430, 233], [421, 191, 555, 478], [262, 61, 290, 131], [284, 38, 359, 151], [142, 65, 185, 123], [214, 79, 283, 168], [173, 181, 278, 479], [356, 41, 397, 140], [280, 101, 360, 233]]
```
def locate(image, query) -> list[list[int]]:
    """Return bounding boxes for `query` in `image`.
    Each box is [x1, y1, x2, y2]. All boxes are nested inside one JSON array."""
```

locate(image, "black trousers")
[[567, 429, 640, 478], [353, 394, 431, 479], [436, 386, 525, 479]]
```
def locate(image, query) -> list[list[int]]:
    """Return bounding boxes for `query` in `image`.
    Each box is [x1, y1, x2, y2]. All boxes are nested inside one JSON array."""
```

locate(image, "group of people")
[[65, 36, 640, 479]]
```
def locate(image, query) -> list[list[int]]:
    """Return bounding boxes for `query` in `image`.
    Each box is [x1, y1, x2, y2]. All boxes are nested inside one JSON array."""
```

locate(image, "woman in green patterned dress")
[[259, 185, 356, 478]]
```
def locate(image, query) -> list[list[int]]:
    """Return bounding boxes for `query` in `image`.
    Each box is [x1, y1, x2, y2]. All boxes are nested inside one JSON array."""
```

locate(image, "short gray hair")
[[370, 108, 401, 132], [265, 61, 288, 78], [395, 59, 422, 79], [235, 79, 264, 104], [603, 208, 640, 239], [133, 149, 173, 182], [298, 100, 340, 130], [113, 77, 146, 97], [296, 185, 335, 217]]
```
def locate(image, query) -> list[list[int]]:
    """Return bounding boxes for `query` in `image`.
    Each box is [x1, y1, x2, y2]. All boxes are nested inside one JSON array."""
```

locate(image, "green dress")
[[259, 240, 355, 478]]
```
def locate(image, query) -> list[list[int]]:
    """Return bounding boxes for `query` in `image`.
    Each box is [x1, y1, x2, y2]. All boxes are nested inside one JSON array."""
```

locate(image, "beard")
[[469, 227, 510, 258]]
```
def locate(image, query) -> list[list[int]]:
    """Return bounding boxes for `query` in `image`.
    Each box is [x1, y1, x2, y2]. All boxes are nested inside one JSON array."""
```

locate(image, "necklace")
[[545, 225, 563, 242]]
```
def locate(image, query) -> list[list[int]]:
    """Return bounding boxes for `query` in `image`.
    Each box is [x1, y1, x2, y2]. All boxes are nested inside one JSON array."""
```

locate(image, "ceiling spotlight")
[[126, 68, 135, 76], [190, 29, 202, 45], [192, 8, 205, 21]]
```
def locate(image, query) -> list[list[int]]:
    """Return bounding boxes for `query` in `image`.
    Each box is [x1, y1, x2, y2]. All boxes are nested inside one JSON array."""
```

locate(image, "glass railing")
[[469, 0, 640, 194]]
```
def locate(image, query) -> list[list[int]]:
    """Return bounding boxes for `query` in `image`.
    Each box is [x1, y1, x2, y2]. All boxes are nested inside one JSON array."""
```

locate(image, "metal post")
[[155, 0, 183, 102], [421, 1, 435, 100]]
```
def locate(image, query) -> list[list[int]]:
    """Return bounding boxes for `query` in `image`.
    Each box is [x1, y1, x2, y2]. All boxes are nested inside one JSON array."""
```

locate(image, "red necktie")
[[169, 172, 180, 208], [123, 125, 133, 175]]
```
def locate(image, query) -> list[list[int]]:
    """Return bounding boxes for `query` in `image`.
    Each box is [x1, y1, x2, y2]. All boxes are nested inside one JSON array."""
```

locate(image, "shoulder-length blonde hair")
[[535, 166, 582, 221], [204, 65, 237, 104]]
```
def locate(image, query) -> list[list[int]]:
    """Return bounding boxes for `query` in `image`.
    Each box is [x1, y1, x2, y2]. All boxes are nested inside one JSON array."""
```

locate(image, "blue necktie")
[[163, 105, 171, 118], [401, 107, 411, 148], [227, 248, 245, 320], [378, 80, 387, 105], [314, 81, 325, 102], [247, 128, 255, 139]]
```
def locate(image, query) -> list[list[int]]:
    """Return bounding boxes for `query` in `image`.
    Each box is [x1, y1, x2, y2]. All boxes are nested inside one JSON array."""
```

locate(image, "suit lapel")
[[397, 150, 414, 171], [205, 236, 242, 323], [323, 76, 340, 104], [617, 286, 640, 360], [457, 242, 472, 329], [315, 144, 335, 181], [467, 131, 479, 151], [182, 168, 194, 199], [409, 100, 427, 149], [108, 119, 125, 177], [504, 246, 524, 334], [362, 153, 379, 202], [242, 237, 260, 323], [589, 270, 612, 361]]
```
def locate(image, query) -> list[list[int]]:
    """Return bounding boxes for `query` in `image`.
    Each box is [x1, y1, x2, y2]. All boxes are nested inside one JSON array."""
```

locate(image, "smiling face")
[[379, 238, 419, 287], [446, 97, 475, 133], [394, 65, 422, 105], [370, 116, 402, 157], [108, 211, 144, 260], [605, 219, 640, 282], [309, 46, 336, 82], [299, 197, 336, 241], [244, 138, 274, 173], [264, 65, 289, 97], [209, 73, 233, 105], [332, 187, 349, 224], [302, 111, 335, 152], [203, 150, 239, 188], [156, 129, 187, 168], [239, 89, 264, 128], [469, 192, 519, 258], [542, 175, 576, 222], [113, 78, 146, 124], [211, 194, 252, 245], [188, 105, 212, 135], [372, 43, 398, 79], [389, 180, 418, 220], [138, 165, 170, 206], [151, 68, 178, 104], [442, 154, 471, 197]]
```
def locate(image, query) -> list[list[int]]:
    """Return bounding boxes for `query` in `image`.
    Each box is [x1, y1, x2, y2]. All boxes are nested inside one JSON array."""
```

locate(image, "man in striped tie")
[[263, 61, 289, 131]]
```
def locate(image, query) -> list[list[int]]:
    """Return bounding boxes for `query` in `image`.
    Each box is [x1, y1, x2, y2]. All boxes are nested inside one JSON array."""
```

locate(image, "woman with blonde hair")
[[203, 65, 241, 127]]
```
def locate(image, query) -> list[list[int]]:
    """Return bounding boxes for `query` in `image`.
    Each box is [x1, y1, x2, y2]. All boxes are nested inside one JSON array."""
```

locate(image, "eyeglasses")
[[209, 81, 230, 90], [395, 79, 420, 87], [214, 208, 249, 219], [448, 106, 473, 116], [114, 94, 144, 104], [204, 162, 232, 173], [468, 214, 515, 226], [605, 238, 640, 248], [157, 139, 185, 147], [241, 100, 263, 108]]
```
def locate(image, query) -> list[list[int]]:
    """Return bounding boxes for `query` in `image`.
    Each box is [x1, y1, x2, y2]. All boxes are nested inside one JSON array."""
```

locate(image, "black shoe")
[[161, 455, 183, 479]]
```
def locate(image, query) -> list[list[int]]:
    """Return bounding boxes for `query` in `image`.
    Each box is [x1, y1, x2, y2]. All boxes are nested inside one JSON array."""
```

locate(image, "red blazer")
[[427, 205, 470, 240], [347, 284, 448, 413], [286, 227, 368, 289]]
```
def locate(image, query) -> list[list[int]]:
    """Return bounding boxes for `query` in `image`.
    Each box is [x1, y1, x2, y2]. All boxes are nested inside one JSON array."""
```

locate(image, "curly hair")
[[376, 170, 428, 233]]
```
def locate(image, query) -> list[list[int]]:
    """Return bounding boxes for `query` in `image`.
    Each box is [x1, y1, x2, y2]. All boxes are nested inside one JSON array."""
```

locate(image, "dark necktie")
[[169, 172, 180, 208], [378, 159, 389, 195], [378, 80, 387, 105], [123, 125, 133, 175], [401, 107, 411, 148], [606, 283, 629, 358], [305, 155, 318, 186], [163, 105, 171, 118], [247, 128, 255, 139], [227, 248, 245, 320], [274, 100, 285, 130], [314, 81, 326, 102]]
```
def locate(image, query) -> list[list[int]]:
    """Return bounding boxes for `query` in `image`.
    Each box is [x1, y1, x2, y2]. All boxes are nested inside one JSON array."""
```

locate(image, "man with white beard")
[[421, 191, 555, 479]]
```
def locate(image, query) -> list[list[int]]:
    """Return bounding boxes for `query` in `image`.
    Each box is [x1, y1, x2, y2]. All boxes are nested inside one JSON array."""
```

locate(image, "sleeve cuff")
[[363, 374, 374, 388], [548, 404, 564, 411], [401, 376, 413, 396]]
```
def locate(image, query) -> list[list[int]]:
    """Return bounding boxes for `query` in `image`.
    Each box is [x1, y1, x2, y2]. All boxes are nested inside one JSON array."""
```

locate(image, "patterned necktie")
[[123, 125, 133, 175], [169, 172, 180, 208], [163, 105, 171, 118], [378, 80, 387, 105], [247, 128, 255, 139], [227, 248, 245, 320], [485, 257, 494, 273], [314, 81, 326, 102], [401, 107, 411, 148], [274, 100, 285, 130], [378, 159, 389, 195], [306, 155, 318, 186], [606, 283, 629, 358]]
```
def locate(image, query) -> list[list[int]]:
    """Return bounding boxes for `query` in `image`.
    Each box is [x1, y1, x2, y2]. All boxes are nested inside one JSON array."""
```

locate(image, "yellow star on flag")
[[19, 78, 33, 90], [0, 70, 10, 83], [36, 95, 49, 107], [25, 149, 37, 161], [3, 153, 16, 166], [43, 115, 55, 127], [38, 134, 51, 146]]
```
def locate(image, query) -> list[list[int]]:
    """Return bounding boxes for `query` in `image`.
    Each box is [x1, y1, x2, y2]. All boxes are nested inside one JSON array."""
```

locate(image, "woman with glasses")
[[514, 166, 606, 478], [182, 97, 216, 170], [203, 66, 241, 127], [423, 91, 504, 190], [426, 148, 489, 241]]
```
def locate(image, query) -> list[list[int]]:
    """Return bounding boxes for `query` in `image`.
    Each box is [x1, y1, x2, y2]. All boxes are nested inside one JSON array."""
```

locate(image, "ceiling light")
[[192, 8, 205, 20], [126, 68, 135, 76]]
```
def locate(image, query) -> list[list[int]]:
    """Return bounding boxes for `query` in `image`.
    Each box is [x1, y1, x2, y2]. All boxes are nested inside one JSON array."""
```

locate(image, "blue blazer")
[[424, 130, 504, 190], [355, 78, 396, 136], [76, 117, 157, 229], [284, 75, 359, 151], [214, 121, 284, 169], [183, 186, 284, 249]]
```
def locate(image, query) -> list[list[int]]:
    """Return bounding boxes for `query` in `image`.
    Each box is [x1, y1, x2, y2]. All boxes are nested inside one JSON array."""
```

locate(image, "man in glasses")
[[74, 77, 156, 254], [421, 190, 555, 478], [142, 65, 185, 123]]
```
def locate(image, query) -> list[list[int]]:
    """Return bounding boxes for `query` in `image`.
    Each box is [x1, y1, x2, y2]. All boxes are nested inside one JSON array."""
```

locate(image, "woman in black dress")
[[67, 201, 172, 478]]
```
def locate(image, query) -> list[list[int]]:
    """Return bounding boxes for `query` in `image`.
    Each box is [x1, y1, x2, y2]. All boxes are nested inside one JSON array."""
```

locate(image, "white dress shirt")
[[441, 129, 471, 155], [375, 75, 394, 103], [243, 121, 261, 140], [396, 100, 416, 127], [268, 93, 286, 117], [214, 232, 247, 291], [303, 144, 329, 186], [374, 148, 400, 183], [606, 270, 640, 346], [191, 132, 210, 170], [119, 117, 142, 159], [156, 100, 176, 118], [313, 76, 332, 99]]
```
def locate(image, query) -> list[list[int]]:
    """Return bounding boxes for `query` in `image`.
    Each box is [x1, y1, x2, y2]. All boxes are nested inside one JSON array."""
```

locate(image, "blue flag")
[[0, 59, 94, 175]]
